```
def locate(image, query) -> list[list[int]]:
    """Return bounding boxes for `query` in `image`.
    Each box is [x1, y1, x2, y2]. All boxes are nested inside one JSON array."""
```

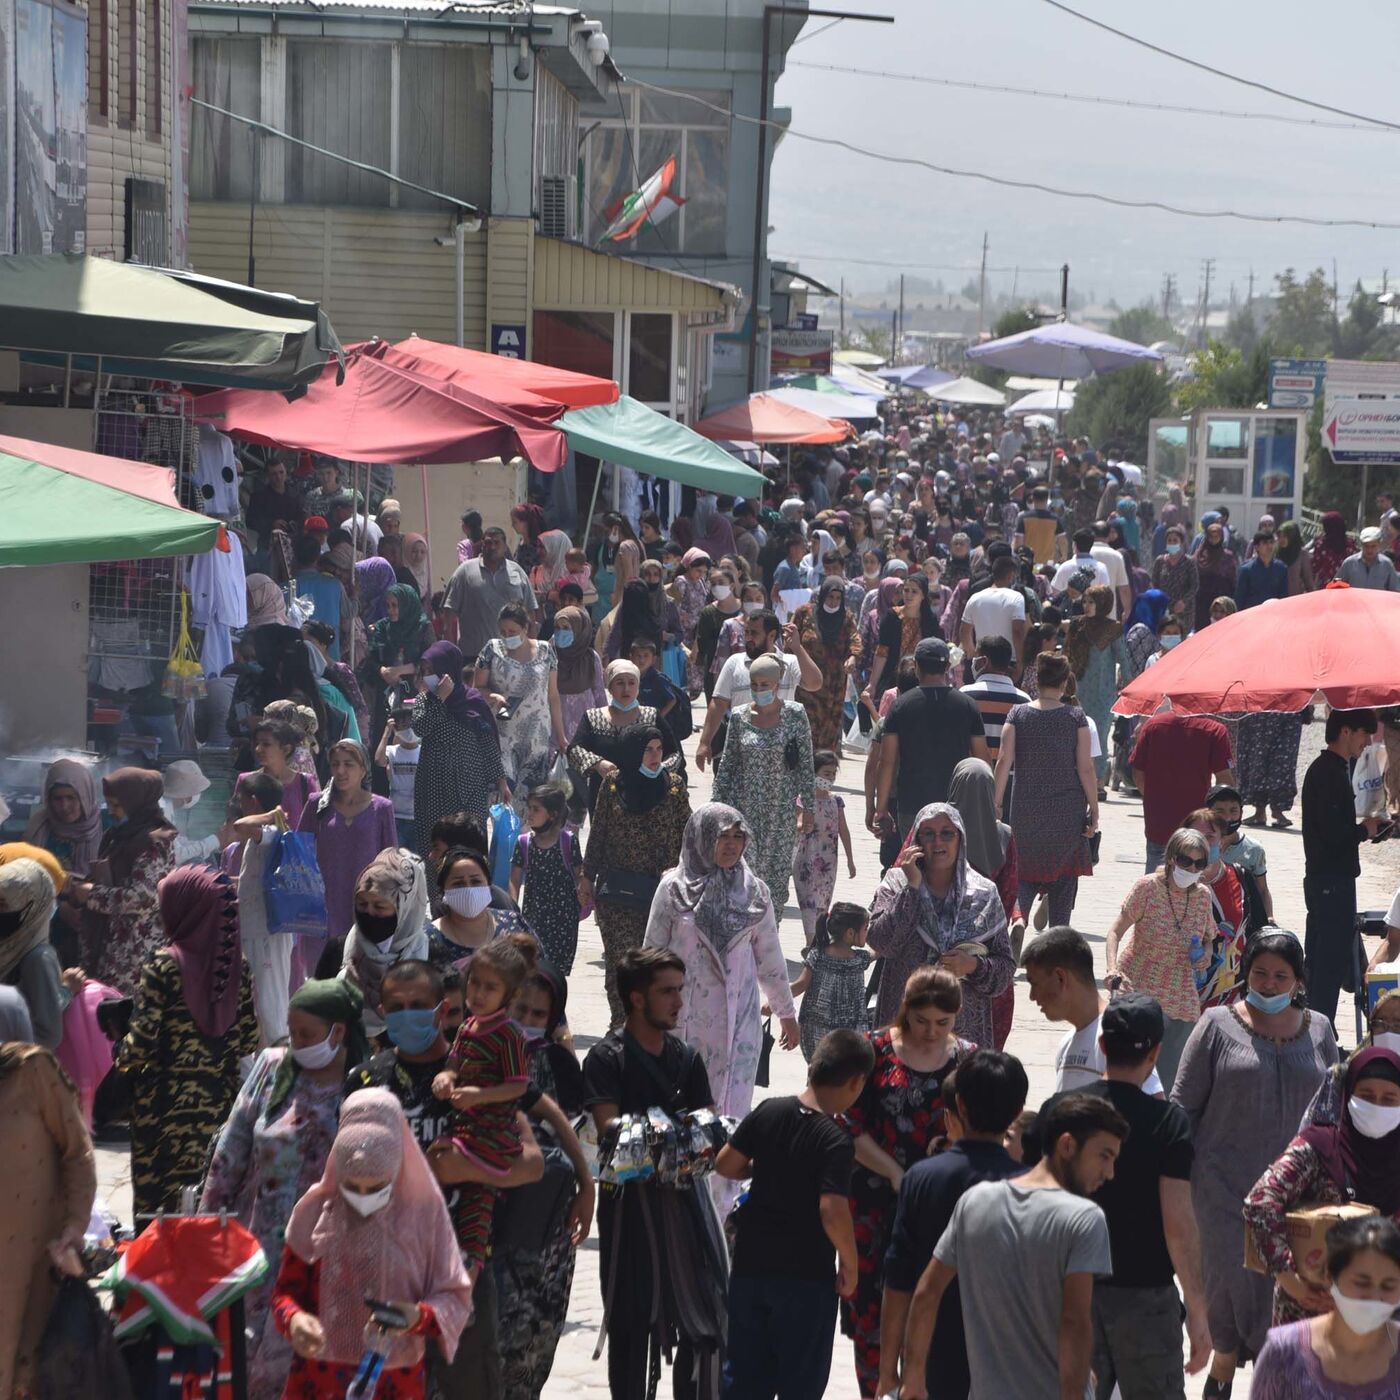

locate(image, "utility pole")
[[890, 308, 897, 364], [1247, 268, 1255, 306], [1333, 258, 1340, 321], [977, 231, 989, 336], [1161, 272, 1175, 323], [839, 276, 845, 345], [1198, 258, 1215, 346], [897, 272, 905, 364]]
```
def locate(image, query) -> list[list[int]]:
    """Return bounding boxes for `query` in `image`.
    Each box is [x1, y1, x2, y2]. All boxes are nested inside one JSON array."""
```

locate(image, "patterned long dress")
[[842, 1030, 974, 1399], [674, 575, 710, 692], [1150, 554, 1198, 627], [1234, 710, 1305, 813], [1004, 703, 1093, 885], [82, 843, 176, 995], [1075, 634, 1127, 784], [116, 950, 259, 1220], [410, 688, 506, 835], [199, 1048, 343, 1400], [713, 702, 815, 914], [476, 638, 559, 811], [792, 788, 844, 942], [792, 602, 860, 752]]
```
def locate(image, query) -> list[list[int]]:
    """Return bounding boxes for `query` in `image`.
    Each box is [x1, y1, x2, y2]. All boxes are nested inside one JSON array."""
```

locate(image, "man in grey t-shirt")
[[899, 1094, 1126, 1400], [442, 524, 539, 662]]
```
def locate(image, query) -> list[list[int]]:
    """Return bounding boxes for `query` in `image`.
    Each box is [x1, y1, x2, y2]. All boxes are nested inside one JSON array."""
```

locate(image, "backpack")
[[516, 826, 578, 884]]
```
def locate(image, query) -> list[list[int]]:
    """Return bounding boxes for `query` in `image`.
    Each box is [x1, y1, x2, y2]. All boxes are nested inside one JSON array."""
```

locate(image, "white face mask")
[[712, 584, 732, 601], [341, 1182, 394, 1217], [1171, 865, 1201, 889], [822, 600, 842, 613], [394, 728, 418, 746], [742, 601, 763, 615], [444, 885, 492, 919], [1348, 1096, 1400, 1140], [1329, 1284, 1397, 1335], [502, 633, 525, 650], [1373, 1031, 1400, 1055], [292, 1029, 340, 1070]]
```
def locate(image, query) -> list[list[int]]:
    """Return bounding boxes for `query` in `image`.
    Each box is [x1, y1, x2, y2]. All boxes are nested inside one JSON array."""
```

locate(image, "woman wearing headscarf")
[[567, 659, 681, 815], [115, 866, 258, 1219], [528, 528, 573, 609], [201, 979, 369, 1400], [864, 573, 942, 711], [0, 1009, 96, 1400], [272, 1088, 473, 1399], [643, 804, 798, 1194], [866, 802, 1013, 1045], [24, 759, 104, 877], [550, 606, 606, 756], [338, 848, 430, 1038], [947, 760, 1019, 1047], [673, 546, 713, 693], [402, 533, 434, 614], [1065, 583, 1127, 792], [713, 652, 815, 914], [601, 578, 663, 663], [1276, 519, 1315, 595], [362, 582, 436, 777], [580, 725, 691, 1025], [692, 491, 738, 562], [0, 859, 64, 1049], [1245, 1047, 1400, 1329], [859, 577, 902, 703], [1151, 522, 1199, 627], [355, 556, 398, 628], [1194, 516, 1239, 633], [792, 576, 861, 752], [1311, 510, 1355, 587], [65, 767, 176, 996], [409, 641, 509, 846], [246, 573, 291, 630], [594, 512, 642, 620]]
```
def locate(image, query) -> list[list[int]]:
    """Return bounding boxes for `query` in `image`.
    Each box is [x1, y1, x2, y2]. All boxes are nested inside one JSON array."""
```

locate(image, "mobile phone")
[[497, 698, 517, 722], [364, 1297, 411, 1330], [1371, 822, 1394, 843]]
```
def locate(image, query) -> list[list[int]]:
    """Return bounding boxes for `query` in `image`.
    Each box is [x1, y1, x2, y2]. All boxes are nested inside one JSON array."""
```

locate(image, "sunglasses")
[[1174, 854, 1208, 872]]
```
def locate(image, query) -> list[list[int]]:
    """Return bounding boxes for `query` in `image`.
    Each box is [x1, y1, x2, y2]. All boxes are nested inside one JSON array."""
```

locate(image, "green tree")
[[1223, 305, 1259, 355], [1176, 340, 1271, 412], [993, 306, 1040, 340], [1108, 304, 1174, 346], [1064, 362, 1172, 462], [1271, 268, 1336, 356], [1335, 280, 1399, 360]]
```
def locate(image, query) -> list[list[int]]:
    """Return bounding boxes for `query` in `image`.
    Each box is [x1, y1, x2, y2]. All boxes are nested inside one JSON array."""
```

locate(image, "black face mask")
[[1223, 819, 1242, 833], [356, 909, 399, 944], [0, 902, 32, 938]]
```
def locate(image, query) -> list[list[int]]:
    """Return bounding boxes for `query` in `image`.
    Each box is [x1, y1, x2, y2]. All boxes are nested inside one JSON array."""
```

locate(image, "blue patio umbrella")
[[967, 322, 1162, 379]]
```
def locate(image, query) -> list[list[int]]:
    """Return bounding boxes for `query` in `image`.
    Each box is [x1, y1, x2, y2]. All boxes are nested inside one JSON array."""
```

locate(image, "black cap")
[[914, 637, 950, 670], [1101, 994, 1165, 1055]]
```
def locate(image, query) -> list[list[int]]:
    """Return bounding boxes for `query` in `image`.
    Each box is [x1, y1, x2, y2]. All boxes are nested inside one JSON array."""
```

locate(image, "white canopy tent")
[[928, 377, 1008, 408]]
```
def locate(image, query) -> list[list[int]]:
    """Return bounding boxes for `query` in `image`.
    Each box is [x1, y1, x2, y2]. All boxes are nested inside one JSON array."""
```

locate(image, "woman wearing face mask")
[[1172, 930, 1339, 1397], [475, 603, 568, 816], [1246, 1047, 1400, 1332], [1103, 827, 1218, 1092], [714, 581, 769, 681], [695, 567, 743, 702], [1151, 524, 1199, 626], [550, 605, 606, 749], [427, 847, 530, 975], [1277, 519, 1316, 596], [1194, 517, 1238, 634], [594, 512, 642, 621], [272, 1088, 473, 1400], [200, 978, 369, 1400], [1064, 583, 1127, 794], [115, 867, 259, 1220], [791, 577, 862, 752], [1252, 1216, 1400, 1399], [362, 583, 435, 776], [1304, 992, 1400, 1130], [713, 653, 815, 914], [567, 659, 680, 815], [670, 547, 712, 693], [335, 848, 430, 1037]]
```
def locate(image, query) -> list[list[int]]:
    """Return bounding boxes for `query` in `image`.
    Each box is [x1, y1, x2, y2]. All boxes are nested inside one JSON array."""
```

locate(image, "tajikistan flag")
[[599, 156, 686, 242]]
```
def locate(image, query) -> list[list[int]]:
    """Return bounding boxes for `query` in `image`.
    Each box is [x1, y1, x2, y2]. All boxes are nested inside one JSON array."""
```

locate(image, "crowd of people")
[[5, 405, 1400, 1400]]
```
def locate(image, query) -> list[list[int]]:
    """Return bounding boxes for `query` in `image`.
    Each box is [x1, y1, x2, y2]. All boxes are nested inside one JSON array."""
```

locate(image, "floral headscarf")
[[667, 802, 771, 955], [343, 847, 429, 1035], [0, 858, 56, 984]]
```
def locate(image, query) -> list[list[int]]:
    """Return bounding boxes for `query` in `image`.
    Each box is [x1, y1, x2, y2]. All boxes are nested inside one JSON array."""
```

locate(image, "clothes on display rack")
[[187, 533, 247, 677], [193, 427, 242, 518]]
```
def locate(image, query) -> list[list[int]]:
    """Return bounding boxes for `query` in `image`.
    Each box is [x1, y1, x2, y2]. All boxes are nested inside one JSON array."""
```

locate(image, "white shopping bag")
[[1354, 741, 1388, 819]]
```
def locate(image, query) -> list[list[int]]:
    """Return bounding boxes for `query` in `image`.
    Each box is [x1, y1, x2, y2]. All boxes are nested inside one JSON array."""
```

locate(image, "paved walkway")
[[93, 728, 1400, 1400]]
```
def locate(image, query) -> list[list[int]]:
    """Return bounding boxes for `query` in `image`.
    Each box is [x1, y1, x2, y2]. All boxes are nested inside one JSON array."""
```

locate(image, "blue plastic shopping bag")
[[661, 640, 687, 689], [488, 801, 521, 890], [262, 829, 328, 939]]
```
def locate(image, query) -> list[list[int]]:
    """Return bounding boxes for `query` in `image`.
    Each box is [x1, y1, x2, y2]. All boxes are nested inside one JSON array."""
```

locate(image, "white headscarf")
[[0, 858, 56, 984], [341, 848, 429, 1035], [668, 802, 771, 955]]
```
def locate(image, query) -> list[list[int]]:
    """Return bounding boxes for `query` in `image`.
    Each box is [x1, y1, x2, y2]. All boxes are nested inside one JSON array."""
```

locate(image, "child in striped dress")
[[430, 938, 530, 1276]]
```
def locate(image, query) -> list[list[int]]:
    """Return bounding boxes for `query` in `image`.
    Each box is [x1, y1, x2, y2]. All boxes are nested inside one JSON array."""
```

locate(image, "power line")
[[773, 252, 1063, 273], [787, 60, 1395, 133], [1037, 0, 1400, 134], [624, 76, 1400, 230]]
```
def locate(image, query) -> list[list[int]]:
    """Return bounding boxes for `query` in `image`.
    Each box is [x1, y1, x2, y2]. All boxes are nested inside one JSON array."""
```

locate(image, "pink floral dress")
[[792, 788, 844, 941]]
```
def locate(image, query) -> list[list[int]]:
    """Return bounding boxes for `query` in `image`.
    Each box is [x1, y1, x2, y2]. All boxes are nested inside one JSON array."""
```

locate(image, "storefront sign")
[[1324, 399, 1400, 464], [491, 323, 527, 359], [771, 328, 833, 374]]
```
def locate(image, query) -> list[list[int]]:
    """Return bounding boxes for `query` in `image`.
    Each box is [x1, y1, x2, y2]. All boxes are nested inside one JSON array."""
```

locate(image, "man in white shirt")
[[998, 422, 1026, 462], [696, 610, 821, 770], [1088, 520, 1132, 619], [1022, 925, 1164, 1095], [1050, 527, 1111, 596], [960, 556, 1028, 658]]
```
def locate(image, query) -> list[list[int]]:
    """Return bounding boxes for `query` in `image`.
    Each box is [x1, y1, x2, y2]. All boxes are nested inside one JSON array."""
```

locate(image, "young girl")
[[430, 940, 531, 1276], [792, 750, 857, 945], [509, 783, 582, 975], [560, 547, 598, 607], [790, 902, 872, 1061]]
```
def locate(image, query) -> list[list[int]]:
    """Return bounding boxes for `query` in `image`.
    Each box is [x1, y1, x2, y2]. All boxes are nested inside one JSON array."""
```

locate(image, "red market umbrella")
[[693, 393, 853, 445], [196, 349, 568, 471], [1113, 585, 1400, 716], [373, 336, 619, 411]]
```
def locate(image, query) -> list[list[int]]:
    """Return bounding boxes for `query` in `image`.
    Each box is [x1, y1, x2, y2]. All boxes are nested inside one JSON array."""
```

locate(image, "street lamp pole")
[[747, 5, 894, 394]]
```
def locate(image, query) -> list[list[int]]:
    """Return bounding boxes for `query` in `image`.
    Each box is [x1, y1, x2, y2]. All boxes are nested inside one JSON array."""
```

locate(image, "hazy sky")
[[767, 0, 1400, 311]]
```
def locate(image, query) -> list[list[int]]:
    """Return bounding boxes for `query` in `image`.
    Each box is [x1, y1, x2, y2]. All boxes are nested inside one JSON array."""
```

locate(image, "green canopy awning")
[[559, 395, 766, 495], [0, 435, 221, 566], [0, 254, 343, 391]]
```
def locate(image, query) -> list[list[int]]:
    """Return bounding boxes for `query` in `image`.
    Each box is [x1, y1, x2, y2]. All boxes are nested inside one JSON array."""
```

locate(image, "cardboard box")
[[1367, 964, 1400, 1014], [1245, 1202, 1378, 1280]]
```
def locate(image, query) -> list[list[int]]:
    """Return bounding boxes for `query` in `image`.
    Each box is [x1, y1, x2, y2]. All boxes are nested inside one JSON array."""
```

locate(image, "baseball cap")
[[1360, 526, 1383, 545], [1101, 993, 1165, 1056], [914, 637, 950, 670]]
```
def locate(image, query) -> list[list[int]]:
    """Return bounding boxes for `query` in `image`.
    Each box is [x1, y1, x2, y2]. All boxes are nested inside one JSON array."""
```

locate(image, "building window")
[[189, 38, 261, 200], [285, 41, 392, 206], [628, 313, 672, 406], [396, 45, 490, 211], [533, 309, 615, 381], [87, 0, 108, 119], [118, 0, 136, 127], [125, 177, 166, 262], [584, 88, 730, 255], [143, 0, 160, 136]]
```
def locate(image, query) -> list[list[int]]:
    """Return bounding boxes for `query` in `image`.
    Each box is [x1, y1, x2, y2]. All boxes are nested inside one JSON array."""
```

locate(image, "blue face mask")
[[553, 629, 574, 650], [1159, 634, 1182, 651], [1207, 842, 1220, 863], [754, 688, 778, 706], [613, 696, 639, 712], [639, 763, 663, 779], [1246, 987, 1293, 1015], [1166, 543, 1182, 555], [383, 1006, 441, 1055]]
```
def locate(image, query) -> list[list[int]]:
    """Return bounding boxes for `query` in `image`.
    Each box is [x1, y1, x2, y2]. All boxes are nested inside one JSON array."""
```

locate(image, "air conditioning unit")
[[539, 174, 576, 240]]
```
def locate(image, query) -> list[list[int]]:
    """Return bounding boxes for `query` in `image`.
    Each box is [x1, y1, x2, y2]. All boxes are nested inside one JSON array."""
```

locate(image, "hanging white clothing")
[[194, 426, 242, 517], [187, 531, 247, 676]]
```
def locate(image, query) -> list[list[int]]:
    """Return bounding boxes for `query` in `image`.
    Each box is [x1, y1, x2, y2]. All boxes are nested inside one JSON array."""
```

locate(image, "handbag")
[[489, 802, 522, 890], [754, 1016, 775, 1088], [594, 869, 661, 910], [261, 814, 328, 939]]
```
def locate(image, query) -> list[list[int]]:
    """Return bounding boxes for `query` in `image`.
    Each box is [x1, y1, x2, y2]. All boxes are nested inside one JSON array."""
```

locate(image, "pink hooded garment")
[[283, 1088, 472, 1367]]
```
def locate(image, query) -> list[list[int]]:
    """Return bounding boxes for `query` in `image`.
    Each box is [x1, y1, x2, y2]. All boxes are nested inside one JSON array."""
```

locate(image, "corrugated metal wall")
[[533, 234, 727, 313]]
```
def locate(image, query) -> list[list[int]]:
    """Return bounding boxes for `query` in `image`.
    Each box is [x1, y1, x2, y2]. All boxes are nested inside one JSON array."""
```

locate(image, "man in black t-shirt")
[[346, 960, 544, 1400], [875, 638, 989, 837], [583, 948, 721, 1400], [1040, 994, 1209, 1400], [715, 1030, 874, 1400]]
